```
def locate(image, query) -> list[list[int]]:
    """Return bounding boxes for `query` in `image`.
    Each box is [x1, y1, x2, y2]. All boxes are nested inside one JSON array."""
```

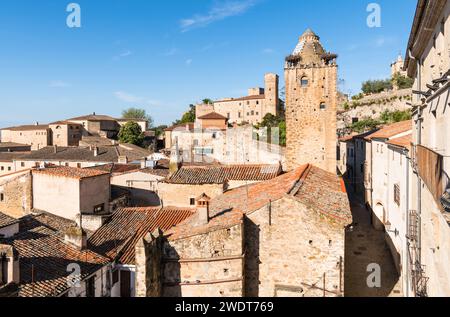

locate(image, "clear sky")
[[0, 0, 416, 128]]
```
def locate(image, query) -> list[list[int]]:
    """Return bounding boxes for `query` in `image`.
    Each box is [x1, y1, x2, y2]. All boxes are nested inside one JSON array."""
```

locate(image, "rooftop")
[[0, 212, 18, 229], [0, 213, 108, 297], [0, 152, 30, 162], [166, 164, 351, 240], [0, 142, 31, 148], [66, 114, 117, 122], [386, 133, 412, 151], [165, 164, 282, 185], [19, 144, 151, 163], [1, 124, 49, 131], [88, 206, 195, 264], [197, 112, 228, 120], [33, 166, 110, 180], [215, 94, 265, 103], [365, 120, 412, 140]]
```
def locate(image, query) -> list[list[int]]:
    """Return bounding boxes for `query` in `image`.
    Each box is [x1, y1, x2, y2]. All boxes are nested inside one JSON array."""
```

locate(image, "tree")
[[256, 113, 286, 146], [122, 107, 154, 128], [118, 121, 144, 146], [361, 79, 393, 94], [202, 98, 213, 105], [380, 110, 412, 123], [173, 104, 196, 125], [153, 125, 168, 138], [392, 73, 414, 90]]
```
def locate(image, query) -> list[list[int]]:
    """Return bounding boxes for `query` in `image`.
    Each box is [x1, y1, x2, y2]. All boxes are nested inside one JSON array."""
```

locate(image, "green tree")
[[380, 110, 412, 123], [392, 73, 414, 90], [118, 121, 144, 146], [122, 107, 154, 128], [256, 113, 286, 146], [350, 118, 381, 133], [153, 125, 168, 137], [361, 79, 393, 94], [173, 104, 196, 125], [202, 98, 213, 105]]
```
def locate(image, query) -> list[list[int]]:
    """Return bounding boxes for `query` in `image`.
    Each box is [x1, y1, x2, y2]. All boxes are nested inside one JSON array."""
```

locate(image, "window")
[[256, 101, 259, 105], [394, 184, 400, 206], [85, 276, 96, 297], [251, 111, 254, 116], [300, 76, 309, 87], [21, 162, 25, 167], [0, 167, 3, 171], [238, 112, 241, 118], [94, 204, 105, 213], [320, 103, 326, 110], [0, 193, 4, 201], [190, 198, 196, 206], [77, 163, 82, 168], [7, 167, 11, 171]]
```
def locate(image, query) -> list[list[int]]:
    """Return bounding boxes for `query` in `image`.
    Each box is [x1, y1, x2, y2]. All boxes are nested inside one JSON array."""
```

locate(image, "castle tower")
[[284, 29, 338, 173], [263, 73, 279, 116]]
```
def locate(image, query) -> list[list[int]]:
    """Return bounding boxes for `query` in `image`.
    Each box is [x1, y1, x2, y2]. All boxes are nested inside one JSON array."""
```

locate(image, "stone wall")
[[337, 89, 412, 130], [0, 171, 32, 218], [157, 182, 224, 207], [245, 197, 345, 297], [162, 224, 244, 297]]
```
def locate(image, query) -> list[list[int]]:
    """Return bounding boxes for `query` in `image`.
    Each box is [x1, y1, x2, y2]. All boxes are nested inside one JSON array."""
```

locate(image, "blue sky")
[[0, 0, 416, 127]]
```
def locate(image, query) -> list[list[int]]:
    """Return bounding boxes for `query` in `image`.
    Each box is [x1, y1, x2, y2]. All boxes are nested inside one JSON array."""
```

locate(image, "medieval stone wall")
[[161, 224, 244, 297], [245, 197, 345, 297], [0, 171, 33, 218]]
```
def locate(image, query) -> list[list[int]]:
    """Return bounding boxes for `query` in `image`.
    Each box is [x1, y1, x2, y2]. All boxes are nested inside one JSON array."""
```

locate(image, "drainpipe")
[[416, 57, 423, 264]]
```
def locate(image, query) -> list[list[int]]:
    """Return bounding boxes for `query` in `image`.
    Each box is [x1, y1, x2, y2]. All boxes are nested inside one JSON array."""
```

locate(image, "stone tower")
[[284, 29, 338, 173], [263, 73, 279, 116]]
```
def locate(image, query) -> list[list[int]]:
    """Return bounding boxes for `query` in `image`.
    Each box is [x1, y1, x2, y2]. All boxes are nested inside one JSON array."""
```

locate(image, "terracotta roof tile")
[[0, 212, 18, 229], [215, 94, 265, 103], [365, 120, 412, 140], [166, 164, 282, 184], [386, 133, 412, 151], [1, 125, 50, 131], [33, 166, 110, 180], [293, 166, 352, 225], [0, 214, 108, 297], [88, 207, 194, 264], [197, 112, 228, 120]]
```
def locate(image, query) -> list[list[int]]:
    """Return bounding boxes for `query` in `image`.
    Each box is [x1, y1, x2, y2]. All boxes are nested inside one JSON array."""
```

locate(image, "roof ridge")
[[288, 164, 312, 196]]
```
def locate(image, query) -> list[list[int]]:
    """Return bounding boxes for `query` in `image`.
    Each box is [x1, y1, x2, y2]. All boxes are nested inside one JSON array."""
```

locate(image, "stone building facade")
[[0, 170, 33, 219], [196, 73, 280, 125], [135, 164, 352, 297], [285, 29, 338, 173]]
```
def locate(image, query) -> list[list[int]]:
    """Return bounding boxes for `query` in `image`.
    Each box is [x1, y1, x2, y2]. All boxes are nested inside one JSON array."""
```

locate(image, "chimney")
[[93, 112, 96, 116], [196, 193, 211, 225], [53, 144, 58, 154], [64, 225, 87, 250], [93, 147, 99, 157], [0, 244, 20, 284]]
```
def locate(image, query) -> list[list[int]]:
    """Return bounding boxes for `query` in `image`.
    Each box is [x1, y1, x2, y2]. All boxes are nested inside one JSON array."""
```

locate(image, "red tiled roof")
[[88, 207, 195, 264], [33, 166, 110, 179], [85, 163, 141, 174], [197, 112, 228, 120], [0, 212, 18, 228], [166, 165, 308, 240], [1, 125, 50, 131], [1, 214, 108, 297], [365, 120, 412, 140], [166, 164, 352, 240], [166, 164, 282, 184], [386, 133, 412, 151], [293, 166, 352, 225], [215, 94, 265, 103]]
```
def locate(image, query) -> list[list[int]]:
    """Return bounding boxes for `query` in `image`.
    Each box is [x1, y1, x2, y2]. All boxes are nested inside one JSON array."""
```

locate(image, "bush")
[[380, 110, 412, 123], [362, 79, 393, 94], [392, 73, 414, 89], [350, 118, 381, 133]]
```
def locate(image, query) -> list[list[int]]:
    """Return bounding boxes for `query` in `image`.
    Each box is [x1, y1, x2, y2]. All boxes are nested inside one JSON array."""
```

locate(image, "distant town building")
[[196, 73, 281, 125], [284, 29, 338, 173]]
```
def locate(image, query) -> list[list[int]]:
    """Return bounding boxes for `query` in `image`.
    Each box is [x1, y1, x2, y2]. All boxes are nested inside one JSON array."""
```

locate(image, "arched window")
[[320, 102, 326, 110], [300, 76, 308, 87]]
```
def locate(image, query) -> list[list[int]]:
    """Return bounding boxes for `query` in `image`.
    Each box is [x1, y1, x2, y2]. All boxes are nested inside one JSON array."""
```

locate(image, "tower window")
[[300, 76, 309, 87], [320, 103, 326, 110]]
